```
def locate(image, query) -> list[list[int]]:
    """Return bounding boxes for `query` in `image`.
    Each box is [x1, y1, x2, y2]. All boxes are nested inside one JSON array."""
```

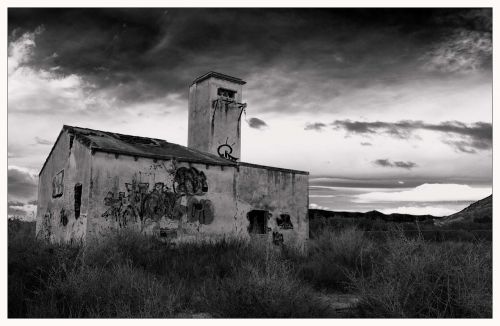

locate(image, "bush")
[[206, 251, 331, 317], [295, 228, 381, 292], [27, 263, 182, 317], [10, 228, 332, 317], [352, 232, 492, 318]]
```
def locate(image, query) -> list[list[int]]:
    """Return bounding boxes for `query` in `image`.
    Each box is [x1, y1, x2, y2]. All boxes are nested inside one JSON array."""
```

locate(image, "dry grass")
[[351, 231, 492, 318], [8, 220, 491, 318]]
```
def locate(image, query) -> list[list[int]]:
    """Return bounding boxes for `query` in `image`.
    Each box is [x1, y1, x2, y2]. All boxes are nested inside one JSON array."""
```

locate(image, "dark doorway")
[[247, 210, 268, 234], [74, 183, 82, 219]]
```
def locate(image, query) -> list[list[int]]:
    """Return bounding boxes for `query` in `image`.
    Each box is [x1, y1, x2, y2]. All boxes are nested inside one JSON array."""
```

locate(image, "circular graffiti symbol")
[[217, 141, 238, 161]]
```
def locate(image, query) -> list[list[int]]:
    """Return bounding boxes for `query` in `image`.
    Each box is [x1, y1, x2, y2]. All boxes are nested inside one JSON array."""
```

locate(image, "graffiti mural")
[[174, 167, 208, 195], [276, 214, 294, 229], [217, 138, 238, 161], [102, 168, 214, 232], [187, 197, 214, 224]]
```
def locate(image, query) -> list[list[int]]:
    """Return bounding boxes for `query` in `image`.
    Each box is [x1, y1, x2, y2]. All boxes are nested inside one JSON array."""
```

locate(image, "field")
[[8, 216, 492, 318]]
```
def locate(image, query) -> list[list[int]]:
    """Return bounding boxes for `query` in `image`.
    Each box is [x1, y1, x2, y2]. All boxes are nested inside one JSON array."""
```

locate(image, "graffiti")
[[142, 182, 181, 222], [217, 138, 238, 161], [125, 182, 149, 218], [174, 167, 208, 195], [60, 208, 68, 226], [102, 173, 214, 230], [187, 197, 214, 224], [102, 191, 131, 227], [276, 214, 294, 229], [272, 231, 284, 245], [52, 170, 64, 198]]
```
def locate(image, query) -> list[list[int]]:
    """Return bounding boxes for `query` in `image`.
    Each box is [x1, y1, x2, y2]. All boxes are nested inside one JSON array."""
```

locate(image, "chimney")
[[187, 72, 247, 161]]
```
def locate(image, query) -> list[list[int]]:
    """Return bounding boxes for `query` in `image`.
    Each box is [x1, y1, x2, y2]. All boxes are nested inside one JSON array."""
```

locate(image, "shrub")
[[206, 249, 331, 317], [296, 228, 381, 291], [26, 263, 182, 318], [352, 232, 492, 318]]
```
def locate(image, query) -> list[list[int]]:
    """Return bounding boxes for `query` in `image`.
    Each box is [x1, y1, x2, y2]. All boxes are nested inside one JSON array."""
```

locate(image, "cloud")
[[360, 142, 372, 146], [373, 159, 417, 170], [34, 137, 53, 145], [247, 117, 268, 130], [421, 29, 492, 73], [354, 183, 491, 203], [331, 120, 491, 153], [304, 122, 326, 131], [8, 166, 38, 202], [309, 203, 331, 210], [393, 161, 417, 169], [8, 201, 37, 221]]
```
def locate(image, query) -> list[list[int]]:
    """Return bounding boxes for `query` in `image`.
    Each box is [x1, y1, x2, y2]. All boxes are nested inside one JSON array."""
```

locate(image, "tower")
[[188, 72, 247, 161]]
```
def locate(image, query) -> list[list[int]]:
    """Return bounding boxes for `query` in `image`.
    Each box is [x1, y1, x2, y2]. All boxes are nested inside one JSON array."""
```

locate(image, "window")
[[217, 88, 236, 99], [52, 170, 64, 198], [247, 210, 268, 234], [277, 214, 294, 229], [74, 183, 82, 219]]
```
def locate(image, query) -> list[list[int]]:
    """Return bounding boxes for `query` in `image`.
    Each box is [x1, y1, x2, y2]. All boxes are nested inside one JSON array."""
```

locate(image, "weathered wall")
[[36, 131, 91, 243], [87, 152, 248, 243], [236, 164, 309, 251], [85, 152, 309, 251], [188, 77, 244, 161]]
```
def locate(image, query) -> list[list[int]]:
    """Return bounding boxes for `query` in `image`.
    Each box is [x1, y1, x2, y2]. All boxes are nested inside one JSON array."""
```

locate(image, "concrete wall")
[[188, 77, 244, 161], [87, 152, 247, 243], [85, 152, 309, 250], [236, 164, 309, 251], [36, 131, 91, 243]]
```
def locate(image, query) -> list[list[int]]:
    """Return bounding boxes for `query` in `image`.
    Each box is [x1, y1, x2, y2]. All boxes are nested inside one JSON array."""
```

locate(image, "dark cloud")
[[373, 159, 417, 170], [360, 142, 372, 146], [304, 122, 326, 131], [393, 161, 418, 169], [8, 167, 38, 202], [34, 137, 53, 145], [330, 120, 491, 153], [7, 8, 491, 109], [247, 117, 268, 130], [373, 159, 392, 167]]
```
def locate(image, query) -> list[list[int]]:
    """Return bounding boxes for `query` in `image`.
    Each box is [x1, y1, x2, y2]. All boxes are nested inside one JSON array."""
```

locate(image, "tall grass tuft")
[[352, 231, 492, 318], [294, 227, 381, 292]]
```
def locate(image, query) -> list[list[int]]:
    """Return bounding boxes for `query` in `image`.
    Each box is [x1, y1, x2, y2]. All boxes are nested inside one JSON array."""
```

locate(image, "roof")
[[39, 125, 308, 176], [192, 71, 246, 85], [65, 125, 237, 165]]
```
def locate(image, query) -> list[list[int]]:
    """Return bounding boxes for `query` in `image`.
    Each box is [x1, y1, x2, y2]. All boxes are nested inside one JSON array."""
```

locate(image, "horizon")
[[8, 8, 492, 220]]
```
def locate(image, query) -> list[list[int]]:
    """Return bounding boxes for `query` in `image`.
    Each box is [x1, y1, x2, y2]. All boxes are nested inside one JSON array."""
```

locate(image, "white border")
[[1, 1, 497, 325]]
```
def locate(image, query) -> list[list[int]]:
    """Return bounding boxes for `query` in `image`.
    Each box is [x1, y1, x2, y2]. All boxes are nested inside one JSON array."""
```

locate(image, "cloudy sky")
[[7, 8, 492, 220]]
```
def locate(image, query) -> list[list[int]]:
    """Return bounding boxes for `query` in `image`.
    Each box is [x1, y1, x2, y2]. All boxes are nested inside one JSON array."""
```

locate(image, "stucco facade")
[[36, 72, 309, 251]]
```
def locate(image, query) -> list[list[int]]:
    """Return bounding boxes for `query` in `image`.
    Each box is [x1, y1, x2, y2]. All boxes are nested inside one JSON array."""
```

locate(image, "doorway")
[[247, 210, 268, 234]]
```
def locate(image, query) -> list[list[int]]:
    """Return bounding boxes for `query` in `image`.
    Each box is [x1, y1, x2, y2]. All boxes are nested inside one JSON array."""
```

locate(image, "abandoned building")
[[35, 72, 309, 250]]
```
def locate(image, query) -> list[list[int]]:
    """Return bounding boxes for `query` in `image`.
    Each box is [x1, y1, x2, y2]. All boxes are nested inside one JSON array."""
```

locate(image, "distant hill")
[[309, 209, 440, 223], [435, 195, 492, 226]]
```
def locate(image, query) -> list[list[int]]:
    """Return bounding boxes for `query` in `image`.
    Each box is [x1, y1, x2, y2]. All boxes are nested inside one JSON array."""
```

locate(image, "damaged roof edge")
[[238, 161, 309, 175], [91, 147, 236, 166]]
